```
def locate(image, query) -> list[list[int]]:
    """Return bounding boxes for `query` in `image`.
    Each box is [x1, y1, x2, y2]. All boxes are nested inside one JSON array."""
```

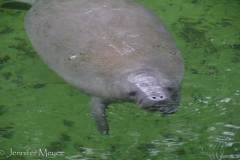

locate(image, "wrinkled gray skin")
[[23, 0, 184, 134]]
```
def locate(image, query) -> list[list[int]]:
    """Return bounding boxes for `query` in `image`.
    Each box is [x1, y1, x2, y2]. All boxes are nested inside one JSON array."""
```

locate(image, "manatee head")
[[123, 68, 182, 114]]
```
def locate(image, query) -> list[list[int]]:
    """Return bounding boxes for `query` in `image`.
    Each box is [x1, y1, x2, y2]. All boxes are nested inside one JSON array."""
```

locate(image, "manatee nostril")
[[149, 94, 166, 101]]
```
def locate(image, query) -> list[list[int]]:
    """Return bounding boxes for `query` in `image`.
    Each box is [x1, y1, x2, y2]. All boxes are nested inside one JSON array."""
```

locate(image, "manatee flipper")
[[5, 0, 36, 5], [89, 97, 109, 135], [1, 0, 36, 10]]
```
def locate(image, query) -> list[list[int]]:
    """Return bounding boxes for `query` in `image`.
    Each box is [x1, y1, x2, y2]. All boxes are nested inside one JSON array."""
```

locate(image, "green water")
[[0, 0, 239, 159]]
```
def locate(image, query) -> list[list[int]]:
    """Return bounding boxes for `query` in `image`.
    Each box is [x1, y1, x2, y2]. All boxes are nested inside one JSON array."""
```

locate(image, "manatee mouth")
[[147, 106, 178, 117], [145, 105, 177, 113], [138, 99, 177, 115]]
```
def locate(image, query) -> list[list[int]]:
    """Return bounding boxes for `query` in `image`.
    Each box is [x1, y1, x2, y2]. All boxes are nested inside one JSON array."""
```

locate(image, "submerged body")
[[22, 0, 184, 134]]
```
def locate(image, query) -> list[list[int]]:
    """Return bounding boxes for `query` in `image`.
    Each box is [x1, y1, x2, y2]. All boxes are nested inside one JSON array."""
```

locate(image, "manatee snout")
[[148, 92, 167, 101], [139, 93, 177, 114]]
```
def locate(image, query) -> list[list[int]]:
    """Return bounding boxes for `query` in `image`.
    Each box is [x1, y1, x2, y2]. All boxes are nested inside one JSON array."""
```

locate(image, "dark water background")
[[0, 0, 239, 159]]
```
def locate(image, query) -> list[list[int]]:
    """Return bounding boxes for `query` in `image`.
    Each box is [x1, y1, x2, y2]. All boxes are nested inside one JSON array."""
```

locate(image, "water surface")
[[0, 0, 239, 159]]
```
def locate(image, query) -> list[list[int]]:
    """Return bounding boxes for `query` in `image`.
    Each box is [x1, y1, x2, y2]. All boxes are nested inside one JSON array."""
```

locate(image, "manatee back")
[[25, 0, 184, 98]]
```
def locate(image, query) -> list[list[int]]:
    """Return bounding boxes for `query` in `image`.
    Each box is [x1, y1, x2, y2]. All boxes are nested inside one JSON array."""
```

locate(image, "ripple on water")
[[204, 122, 240, 160]]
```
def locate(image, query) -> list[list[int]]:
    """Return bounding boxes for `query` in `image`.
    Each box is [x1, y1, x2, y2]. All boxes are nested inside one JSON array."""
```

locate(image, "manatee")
[[12, 0, 184, 134]]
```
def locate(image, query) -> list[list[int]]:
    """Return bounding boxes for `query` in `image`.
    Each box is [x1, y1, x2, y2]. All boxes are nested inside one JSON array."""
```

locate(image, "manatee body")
[[24, 0, 184, 134]]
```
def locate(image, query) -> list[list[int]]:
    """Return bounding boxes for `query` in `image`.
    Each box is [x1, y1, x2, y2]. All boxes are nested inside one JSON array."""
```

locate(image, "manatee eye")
[[129, 91, 137, 96], [167, 87, 174, 92]]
